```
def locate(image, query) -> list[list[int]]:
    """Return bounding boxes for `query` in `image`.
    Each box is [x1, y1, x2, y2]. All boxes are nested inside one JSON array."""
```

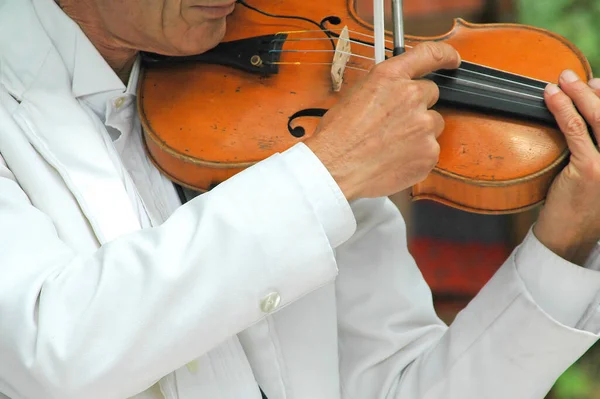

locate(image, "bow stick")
[[374, 0, 405, 63], [392, 0, 405, 55]]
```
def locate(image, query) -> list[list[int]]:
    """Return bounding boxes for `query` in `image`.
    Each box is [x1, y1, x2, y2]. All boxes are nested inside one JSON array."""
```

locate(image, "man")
[[1, 0, 600, 398]]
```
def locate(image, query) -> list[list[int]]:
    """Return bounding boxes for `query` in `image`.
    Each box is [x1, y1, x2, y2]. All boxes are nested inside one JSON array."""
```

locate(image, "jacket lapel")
[[0, 0, 142, 244]]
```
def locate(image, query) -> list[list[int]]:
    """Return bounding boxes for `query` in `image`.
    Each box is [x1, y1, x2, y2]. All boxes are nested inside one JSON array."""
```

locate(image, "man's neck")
[[56, 0, 137, 83]]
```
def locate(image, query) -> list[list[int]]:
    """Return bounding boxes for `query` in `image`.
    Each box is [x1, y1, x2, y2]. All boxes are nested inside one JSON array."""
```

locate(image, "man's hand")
[[305, 42, 461, 202], [534, 71, 600, 265]]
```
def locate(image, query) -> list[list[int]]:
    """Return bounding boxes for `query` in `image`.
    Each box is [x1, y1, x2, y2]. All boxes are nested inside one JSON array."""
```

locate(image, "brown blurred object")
[[354, 0, 517, 36]]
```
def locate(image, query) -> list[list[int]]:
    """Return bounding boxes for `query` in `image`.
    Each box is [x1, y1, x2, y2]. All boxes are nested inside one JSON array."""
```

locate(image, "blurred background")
[[352, 0, 600, 397]]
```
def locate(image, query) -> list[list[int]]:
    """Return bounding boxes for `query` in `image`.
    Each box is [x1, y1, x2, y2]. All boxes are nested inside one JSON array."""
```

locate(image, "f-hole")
[[287, 108, 329, 138]]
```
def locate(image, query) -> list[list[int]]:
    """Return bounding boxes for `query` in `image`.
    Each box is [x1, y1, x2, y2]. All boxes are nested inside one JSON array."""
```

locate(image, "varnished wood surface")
[[138, 0, 591, 213]]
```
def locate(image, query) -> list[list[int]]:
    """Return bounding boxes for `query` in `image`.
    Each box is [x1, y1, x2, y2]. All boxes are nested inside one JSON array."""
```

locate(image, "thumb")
[[390, 42, 461, 80]]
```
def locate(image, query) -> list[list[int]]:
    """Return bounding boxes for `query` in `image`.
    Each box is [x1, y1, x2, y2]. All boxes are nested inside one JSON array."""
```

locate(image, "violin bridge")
[[331, 26, 351, 92]]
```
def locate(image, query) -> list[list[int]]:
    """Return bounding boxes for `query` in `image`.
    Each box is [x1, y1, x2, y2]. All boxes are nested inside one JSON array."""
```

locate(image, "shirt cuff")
[[280, 143, 356, 248], [515, 226, 600, 329]]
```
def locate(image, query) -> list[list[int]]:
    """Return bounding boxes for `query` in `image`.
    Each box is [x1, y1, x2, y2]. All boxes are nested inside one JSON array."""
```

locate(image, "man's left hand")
[[534, 71, 600, 265]]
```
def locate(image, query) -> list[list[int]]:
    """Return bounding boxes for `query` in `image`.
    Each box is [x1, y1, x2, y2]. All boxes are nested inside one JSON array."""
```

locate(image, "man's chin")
[[152, 20, 227, 57], [186, 18, 227, 54]]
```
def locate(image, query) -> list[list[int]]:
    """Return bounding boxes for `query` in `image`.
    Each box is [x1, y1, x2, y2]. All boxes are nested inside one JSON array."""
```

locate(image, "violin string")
[[269, 49, 376, 62], [274, 35, 395, 50], [280, 27, 549, 87], [269, 48, 546, 101], [436, 73, 545, 101], [276, 29, 552, 91], [274, 38, 549, 93], [265, 58, 547, 109], [267, 61, 369, 72], [435, 85, 549, 110], [277, 28, 395, 43], [330, 29, 552, 88]]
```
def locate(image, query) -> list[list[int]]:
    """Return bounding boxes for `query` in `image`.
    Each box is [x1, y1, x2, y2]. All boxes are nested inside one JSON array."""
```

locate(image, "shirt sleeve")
[[515, 227, 600, 329], [332, 197, 600, 399], [0, 139, 357, 399], [280, 143, 356, 247]]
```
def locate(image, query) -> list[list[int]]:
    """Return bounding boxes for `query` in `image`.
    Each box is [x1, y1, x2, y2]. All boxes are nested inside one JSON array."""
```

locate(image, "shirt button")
[[186, 359, 199, 374], [114, 97, 126, 109], [260, 292, 281, 313]]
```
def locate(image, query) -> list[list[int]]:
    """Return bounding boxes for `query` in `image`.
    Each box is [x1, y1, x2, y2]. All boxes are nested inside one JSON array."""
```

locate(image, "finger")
[[589, 78, 600, 97], [545, 83, 596, 158], [426, 109, 445, 138], [413, 79, 440, 109], [558, 70, 600, 144], [391, 42, 461, 80]]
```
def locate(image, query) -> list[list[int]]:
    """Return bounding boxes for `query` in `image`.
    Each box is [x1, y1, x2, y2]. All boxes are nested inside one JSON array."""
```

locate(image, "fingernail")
[[545, 83, 561, 95], [589, 78, 600, 90], [561, 69, 580, 83]]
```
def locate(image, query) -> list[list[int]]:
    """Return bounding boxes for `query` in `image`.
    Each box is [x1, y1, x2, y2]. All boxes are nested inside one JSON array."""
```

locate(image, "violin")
[[136, 0, 592, 214]]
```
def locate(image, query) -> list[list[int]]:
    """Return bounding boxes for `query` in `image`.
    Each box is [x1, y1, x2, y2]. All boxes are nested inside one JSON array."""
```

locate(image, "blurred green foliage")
[[517, 0, 600, 74], [554, 365, 592, 399]]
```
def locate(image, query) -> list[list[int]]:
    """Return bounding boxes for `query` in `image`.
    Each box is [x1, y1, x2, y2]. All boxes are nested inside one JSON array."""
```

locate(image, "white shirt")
[[82, 57, 181, 228], [33, 2, 355, 398], [2, 1, 600, 399]]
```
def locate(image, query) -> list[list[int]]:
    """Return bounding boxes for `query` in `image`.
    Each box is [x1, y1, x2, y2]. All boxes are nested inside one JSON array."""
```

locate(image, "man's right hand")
[[305, 42, 461, 202]]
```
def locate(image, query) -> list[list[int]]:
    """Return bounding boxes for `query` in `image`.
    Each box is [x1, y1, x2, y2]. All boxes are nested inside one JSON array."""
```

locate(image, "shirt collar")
[[33, 0, 129, 99]]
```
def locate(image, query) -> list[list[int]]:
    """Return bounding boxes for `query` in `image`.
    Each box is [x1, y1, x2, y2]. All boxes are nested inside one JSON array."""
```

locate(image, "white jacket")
[[1, 1, 600, 398]]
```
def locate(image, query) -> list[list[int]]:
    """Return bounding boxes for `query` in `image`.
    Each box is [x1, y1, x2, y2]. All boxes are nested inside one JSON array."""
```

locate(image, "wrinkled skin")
[[57, 0, 236, 79]]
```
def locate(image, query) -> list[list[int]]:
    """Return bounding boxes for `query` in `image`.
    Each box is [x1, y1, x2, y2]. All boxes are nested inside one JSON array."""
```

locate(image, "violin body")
[[137, 0, 592, 214]]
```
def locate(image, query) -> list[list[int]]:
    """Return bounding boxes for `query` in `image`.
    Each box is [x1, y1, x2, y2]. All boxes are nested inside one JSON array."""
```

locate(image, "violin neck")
[[427, 61, 555, 126]]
